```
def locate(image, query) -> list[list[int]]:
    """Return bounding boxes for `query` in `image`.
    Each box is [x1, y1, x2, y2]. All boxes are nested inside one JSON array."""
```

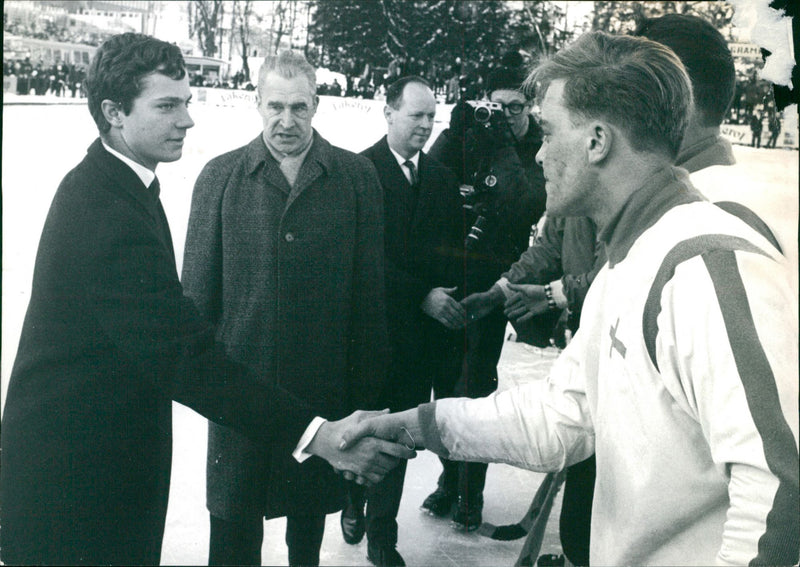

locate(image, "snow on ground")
[[2, 97, 797, 565]]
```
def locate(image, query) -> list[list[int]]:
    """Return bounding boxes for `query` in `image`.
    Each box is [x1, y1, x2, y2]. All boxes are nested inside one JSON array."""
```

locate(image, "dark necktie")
[[149, 177, 175, 259], [404, 160, 418, 187], [149, 177, 161, 198]]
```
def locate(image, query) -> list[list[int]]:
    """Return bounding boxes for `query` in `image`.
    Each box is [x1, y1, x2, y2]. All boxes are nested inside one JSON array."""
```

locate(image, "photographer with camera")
[[423, 56, 547, 531]]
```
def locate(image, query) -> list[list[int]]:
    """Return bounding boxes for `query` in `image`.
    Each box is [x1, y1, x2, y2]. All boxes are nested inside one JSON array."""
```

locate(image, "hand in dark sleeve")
[[448, 98, 472, 137], [504, 216, 565, 285]]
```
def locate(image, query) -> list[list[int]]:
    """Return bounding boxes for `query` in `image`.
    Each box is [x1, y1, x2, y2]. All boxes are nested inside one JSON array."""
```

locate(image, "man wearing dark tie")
[[0, 34, 411, 566], [340, 76, 465, 566]]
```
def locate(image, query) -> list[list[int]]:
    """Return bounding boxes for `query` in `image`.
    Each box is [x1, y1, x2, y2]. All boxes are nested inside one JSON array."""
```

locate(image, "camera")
[[456, 101, 515, 251], [466, 100, 504, 124], [461, 170, 499, 251]]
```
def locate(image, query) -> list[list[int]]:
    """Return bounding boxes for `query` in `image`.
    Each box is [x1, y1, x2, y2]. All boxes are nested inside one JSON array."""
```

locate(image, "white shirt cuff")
[[292, 416, 327, 463], [550, 279, 569, 310]]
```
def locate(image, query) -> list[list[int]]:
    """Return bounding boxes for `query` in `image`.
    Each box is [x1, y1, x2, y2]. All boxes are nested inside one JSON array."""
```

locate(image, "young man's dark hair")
[[486, 64, 527, 96], [385, 75, 432, 109], [85, 33, 186, 133], [634, 13, 736, 128]]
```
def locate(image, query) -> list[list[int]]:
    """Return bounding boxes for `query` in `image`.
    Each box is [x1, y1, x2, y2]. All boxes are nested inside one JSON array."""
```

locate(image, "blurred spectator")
[[750, 113, 763, 148], [766, 113, 781, 148], [386, 55, 405, 85], [445, 74, 459, 104]]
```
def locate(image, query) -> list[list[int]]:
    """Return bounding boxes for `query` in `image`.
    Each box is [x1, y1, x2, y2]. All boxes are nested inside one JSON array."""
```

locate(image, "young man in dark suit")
[[340, 76, 465, 567], [0, 33, 412, 567]]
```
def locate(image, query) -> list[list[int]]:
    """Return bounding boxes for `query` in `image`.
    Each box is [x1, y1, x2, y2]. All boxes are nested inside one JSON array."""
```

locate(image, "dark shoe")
[[340, 500, 365, 545], [420, 486, 456, 517], [451, 494, 483, 532], [367, 541, 406, 567]]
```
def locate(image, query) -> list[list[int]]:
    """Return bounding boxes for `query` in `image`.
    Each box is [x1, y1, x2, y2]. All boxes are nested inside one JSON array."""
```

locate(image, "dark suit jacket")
[[0, 139, 315, 566], [361, 136, 464, 410], [182, 133, 389, 519]]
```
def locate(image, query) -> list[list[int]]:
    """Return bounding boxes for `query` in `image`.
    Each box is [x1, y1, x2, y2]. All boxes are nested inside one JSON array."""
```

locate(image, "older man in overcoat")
[[181, 50, 390, 566]]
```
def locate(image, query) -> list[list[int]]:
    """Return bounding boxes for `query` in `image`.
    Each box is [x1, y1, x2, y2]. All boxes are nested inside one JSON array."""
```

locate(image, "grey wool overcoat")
[[182, 131, 390, 520]]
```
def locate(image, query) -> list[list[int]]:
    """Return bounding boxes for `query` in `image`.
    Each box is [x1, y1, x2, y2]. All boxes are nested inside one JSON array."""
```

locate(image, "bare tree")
[[231, 0, 255, 81], [267, 0, 301, 54], [187, 0, 225, 57], [287, 1, 301, 49]]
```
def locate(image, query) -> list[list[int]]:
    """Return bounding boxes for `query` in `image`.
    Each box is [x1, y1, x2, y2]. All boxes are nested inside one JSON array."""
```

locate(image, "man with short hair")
[[339, 76, 465, 567], [182, 50, 392, 566], [478, 15, 791, 566], [0, 35, 411, 566], [766, 113, 781, 148], [750, 112, 763, 147], [345, 31, 799, 566]]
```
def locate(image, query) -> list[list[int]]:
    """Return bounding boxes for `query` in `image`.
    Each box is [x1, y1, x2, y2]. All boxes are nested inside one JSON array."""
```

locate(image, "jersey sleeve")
[[426, 327, 596, 472]]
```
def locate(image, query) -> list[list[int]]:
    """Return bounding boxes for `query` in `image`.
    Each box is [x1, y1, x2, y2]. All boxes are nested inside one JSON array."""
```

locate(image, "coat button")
[[284, 232, 295, 242]]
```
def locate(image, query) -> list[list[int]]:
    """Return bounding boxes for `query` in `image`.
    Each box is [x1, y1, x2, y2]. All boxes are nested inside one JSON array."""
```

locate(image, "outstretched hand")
[[339, 409, 424, 455], [504, 283, 549, 323], [461, 285, 505, 323], [421, 287, 465, 329], [307, 410, 416, 486]]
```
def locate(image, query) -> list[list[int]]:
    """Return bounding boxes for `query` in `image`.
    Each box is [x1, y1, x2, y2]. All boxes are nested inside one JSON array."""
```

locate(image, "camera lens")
[[473, 106, 491, 123]]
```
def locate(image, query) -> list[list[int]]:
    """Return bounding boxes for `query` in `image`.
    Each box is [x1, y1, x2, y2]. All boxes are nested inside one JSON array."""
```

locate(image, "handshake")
[[307, 408, 424, 486]]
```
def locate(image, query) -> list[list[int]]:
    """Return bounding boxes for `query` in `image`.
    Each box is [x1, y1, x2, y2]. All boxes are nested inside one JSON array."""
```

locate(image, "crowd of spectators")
[[5, 18, 111, 47], [3, 17, 112, 98], [749, 108, 784, 149], [305, 53, 515, 103], [4, 57, 86, 98], [329, 53, 500, 103]]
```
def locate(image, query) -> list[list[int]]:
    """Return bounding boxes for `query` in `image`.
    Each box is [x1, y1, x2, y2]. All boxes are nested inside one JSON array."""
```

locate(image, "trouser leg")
[[459, 460, 488, 501], [345, 481, 367, 516], [365, 460, 408, 545], [208, 513, 263, 566], [451, 310, 504, 503], [558, 455, 596, 566], [437, 456, 460, 492], [286, 513, 326, 567]]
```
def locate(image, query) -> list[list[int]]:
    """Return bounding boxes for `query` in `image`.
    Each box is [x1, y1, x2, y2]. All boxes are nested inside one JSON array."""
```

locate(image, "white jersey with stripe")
[[428, 169, 798, 565], [586, 198, 797, 565]]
